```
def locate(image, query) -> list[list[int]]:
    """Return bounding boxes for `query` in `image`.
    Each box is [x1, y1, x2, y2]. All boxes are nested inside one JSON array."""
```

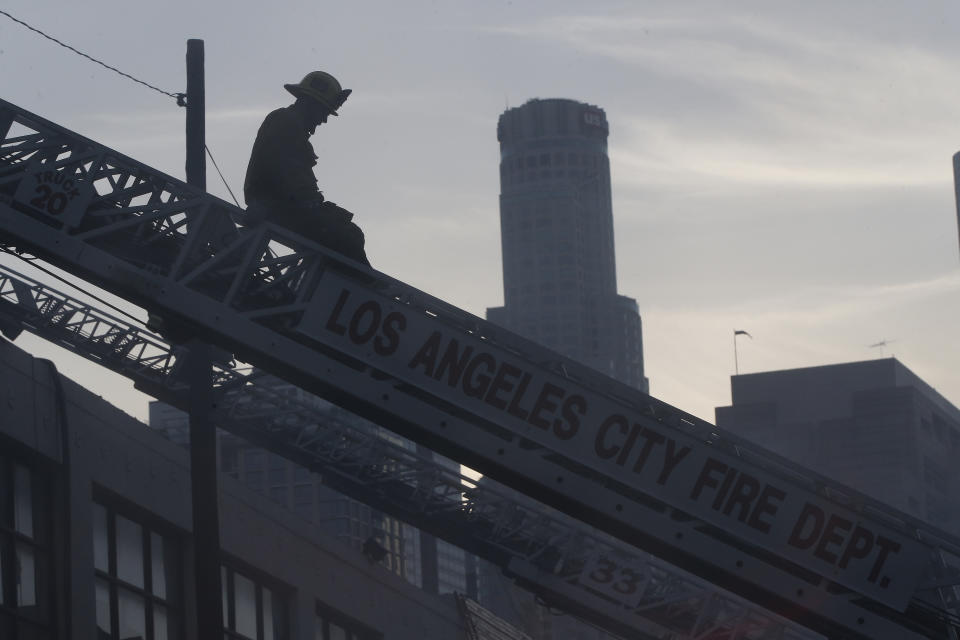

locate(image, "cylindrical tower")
[[488, 99, 646, 391]]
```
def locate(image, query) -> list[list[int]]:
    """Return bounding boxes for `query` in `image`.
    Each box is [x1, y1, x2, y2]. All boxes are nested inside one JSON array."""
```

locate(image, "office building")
[[715, 358, 960, 533], [487, 98, 647, 392], [0, 339, 520, 639]]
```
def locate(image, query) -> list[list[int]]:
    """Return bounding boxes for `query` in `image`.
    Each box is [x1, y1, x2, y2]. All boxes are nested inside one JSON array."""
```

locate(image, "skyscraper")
[[482, 98, 646, 640], [487, 98, 646, 391]]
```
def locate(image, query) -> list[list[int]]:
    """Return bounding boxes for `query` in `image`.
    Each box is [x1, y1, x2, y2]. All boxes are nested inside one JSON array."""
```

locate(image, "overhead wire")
[[206, 145, 241, 207], [0, 9, 183, 104], [1, 9, 240, 202], [1, 8, 244, 275]]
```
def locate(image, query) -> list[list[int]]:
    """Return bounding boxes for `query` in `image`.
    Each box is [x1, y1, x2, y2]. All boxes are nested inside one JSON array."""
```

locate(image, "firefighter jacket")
[[244, 105, 321, 207]]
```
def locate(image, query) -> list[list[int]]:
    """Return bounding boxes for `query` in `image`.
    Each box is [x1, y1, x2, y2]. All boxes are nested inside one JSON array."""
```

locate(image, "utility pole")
[[185, 38, 224, 637]]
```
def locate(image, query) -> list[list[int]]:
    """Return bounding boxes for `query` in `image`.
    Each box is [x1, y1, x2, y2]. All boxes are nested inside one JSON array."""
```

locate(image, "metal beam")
[[1, 96, 959, 638]]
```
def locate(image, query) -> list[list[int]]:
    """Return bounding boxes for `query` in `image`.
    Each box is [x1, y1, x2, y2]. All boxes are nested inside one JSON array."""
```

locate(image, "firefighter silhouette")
[[244, 71, 370, 266]]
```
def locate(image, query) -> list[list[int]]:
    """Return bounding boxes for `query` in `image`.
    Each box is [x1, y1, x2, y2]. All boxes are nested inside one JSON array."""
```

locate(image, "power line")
[[2, 10, 242, 212], [0, 9, 184, 104], [206, 145, 241, 207]]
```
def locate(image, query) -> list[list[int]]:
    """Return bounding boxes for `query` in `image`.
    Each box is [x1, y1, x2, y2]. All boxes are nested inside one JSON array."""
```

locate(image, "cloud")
[[651, 269, 960, 317], [491, 9, 960, 190], [610, 136, 950, 189]]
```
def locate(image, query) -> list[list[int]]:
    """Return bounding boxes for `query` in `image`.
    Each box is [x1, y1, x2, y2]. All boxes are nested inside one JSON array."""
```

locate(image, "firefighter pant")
[[249, 200, 370, 267]]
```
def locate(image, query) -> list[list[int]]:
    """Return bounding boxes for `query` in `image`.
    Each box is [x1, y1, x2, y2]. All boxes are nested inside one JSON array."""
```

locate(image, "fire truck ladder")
[[0, 261, 827, 640], [2, 97, 960, 639]]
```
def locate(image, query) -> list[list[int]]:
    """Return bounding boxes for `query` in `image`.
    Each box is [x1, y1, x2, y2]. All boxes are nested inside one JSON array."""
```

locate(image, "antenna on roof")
[[868, 339, 896, 357]]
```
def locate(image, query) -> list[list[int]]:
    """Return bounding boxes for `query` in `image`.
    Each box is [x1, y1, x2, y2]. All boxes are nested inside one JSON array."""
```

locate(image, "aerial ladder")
[[2, 97, 960, 639], [0, 260, 824, 640]]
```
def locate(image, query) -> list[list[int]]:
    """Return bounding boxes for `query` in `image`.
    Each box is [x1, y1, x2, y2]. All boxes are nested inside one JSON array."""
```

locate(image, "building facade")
[[0, 339, 498, 639], [715, 358, 960, 534], [487, 98, 647, 392]]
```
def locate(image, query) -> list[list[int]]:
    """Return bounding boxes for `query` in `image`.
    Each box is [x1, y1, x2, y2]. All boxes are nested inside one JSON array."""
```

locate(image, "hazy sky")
[[2, 1, 958, 425]]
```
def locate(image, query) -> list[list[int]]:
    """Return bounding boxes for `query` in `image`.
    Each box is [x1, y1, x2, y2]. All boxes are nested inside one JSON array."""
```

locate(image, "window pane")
[[294, 485, 312, 504], [14, 465, 33, 537], [96, 578, 112, 637], [221, 447, 239, 475], [116, 515, 144, 588], [329, 621, 347, 640], [293, 466, 310, 483], [154, 604, 169, 640], [93, 503, 109, 572], [269, 487, 287, 506], [234, 572, 257, 638], [118, 589, 146, 640], [151, 532, 166, 599], [244, 470, 264, 492], [269, 468, 286, 485], [245, 451, 264, 471], [263, 588, 274, 640], [16, 543, 36, 606]]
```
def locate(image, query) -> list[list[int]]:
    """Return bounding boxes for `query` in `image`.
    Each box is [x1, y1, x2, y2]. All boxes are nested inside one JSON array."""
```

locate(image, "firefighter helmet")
[[284, 71, 351, 116]]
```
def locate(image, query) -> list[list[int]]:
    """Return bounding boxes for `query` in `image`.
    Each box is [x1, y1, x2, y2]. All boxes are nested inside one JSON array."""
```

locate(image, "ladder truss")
[[2, 97, 960, 639]]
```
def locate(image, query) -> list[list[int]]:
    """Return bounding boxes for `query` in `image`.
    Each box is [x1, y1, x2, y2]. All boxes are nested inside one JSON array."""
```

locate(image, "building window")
[[93, 501, 182, 639], [315, 603, 380, 640], [293, 484, 314, 522], [268, 455, 287, 486], [222, 443, 240, 480], [222, 564, 287, 640], [244, 450, 265, 493], [0, 453, 54, 639]]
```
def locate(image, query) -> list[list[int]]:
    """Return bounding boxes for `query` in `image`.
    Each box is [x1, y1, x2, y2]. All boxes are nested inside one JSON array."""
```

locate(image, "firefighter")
[[244, 71, 370, 266]]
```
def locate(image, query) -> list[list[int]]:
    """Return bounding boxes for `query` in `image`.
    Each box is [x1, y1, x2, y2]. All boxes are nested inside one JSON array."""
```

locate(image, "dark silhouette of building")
[[715, 358, 960, 534], [0, 340, 511, 639], [487, 98, 647, 392]]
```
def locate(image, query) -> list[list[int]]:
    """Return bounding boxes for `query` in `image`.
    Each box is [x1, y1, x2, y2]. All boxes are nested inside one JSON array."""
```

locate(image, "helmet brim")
[[284, 83, 340, 116]]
